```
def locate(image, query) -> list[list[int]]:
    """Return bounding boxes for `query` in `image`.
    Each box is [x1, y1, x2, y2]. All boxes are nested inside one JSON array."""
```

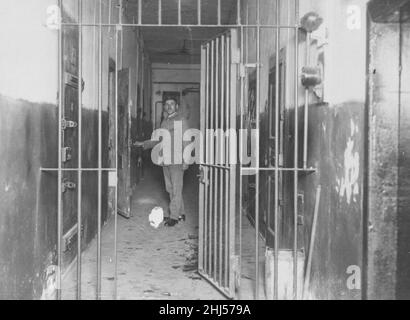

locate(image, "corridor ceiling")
[[124, 0, 238, 64]]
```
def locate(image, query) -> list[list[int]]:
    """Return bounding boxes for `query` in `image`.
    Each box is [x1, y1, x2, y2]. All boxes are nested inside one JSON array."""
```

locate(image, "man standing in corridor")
[[134, 97, 189, 227]]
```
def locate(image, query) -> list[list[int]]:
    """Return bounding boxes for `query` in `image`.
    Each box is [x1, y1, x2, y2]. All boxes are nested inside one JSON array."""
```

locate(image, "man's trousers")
[[163, 165, 185, 219]]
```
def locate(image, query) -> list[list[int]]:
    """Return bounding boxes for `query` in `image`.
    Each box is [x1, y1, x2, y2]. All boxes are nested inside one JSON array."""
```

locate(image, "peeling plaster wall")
[[367, 13, 410, 300]]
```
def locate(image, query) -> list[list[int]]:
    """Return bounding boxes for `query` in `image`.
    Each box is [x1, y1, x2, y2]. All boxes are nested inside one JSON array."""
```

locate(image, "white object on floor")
[[149, 206, 164, 229]]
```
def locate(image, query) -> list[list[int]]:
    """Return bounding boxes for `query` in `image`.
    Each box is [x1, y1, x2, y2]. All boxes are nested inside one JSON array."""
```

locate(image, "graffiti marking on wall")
[[337, 120, 360, 204]]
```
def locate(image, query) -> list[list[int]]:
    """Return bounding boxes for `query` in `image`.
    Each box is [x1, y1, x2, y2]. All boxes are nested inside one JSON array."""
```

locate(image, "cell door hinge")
[[62, 179, 76, 193], [61, 118, 78, 130], [61, 147, 72, 163]]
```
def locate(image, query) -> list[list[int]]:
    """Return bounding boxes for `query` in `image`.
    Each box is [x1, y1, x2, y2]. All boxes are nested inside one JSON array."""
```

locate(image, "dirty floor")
[[61, 165, 225, 300]]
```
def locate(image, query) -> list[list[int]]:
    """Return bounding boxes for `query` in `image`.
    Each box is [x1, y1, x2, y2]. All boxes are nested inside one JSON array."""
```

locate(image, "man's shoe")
[[164, 218, 178, 227], [178, 215, 186, 222]]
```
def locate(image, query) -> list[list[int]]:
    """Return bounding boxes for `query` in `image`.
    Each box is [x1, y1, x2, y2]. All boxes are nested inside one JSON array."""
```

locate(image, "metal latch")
[[61, 147, 72, 163], [61, 118, 78, 130], [62, 179, 76, 193]]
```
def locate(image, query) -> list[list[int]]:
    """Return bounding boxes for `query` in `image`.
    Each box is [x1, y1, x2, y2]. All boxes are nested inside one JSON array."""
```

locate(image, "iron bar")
[[197, 0, 201, 25], [223, 34, 229, 288], [138, 0, 142, 25], [237, 0, 241, 25], [214, 36, 219, 282], [274, 0, 280, 301], [218, 35, 224, 286], [241, 167, 316, 172], [135, 37, 140, 116], [198, 43, 206, 275], [303, 185, 321, 299], [178, 0, 181, 25], [217, 0, 221, 26], [254, 0, 260, 300], [97, 0, 103, 300], [77, 0, 83, 300], [228, 30, 236, 295], [208, 40, 214, 275], [57, 0, 63, 301], [303, 32, 310, 169], [158, 0, 162, 25], [293, 0, 300, 300], [238, 23, 244, 297], [141, 55, 145, 114], [203, 43, 210, 274], [114, 3, 122, 300], [60, 22, 300, 29]]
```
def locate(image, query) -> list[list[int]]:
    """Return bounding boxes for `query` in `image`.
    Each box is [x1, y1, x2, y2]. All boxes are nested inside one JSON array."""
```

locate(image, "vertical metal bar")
[[254, 0, 261, 300], [135, 39, 140, 116], [97, 0, 102, 300], [224, 34, 229, 288], [77, 0, 83, 300], [228, 29, 237, 295], [274, 0, 280, 301], [178, 0, 181, 25], [197, 0, 201, 25], [237, 0, 241, 25], [293, 0, 300, 300], [219, 35, 224, 286], [204, 43, 210, 274], [303, 32, 310, 169], [138, 0, 142, 25], [141, 54, 145, 113], [238, 24, 244, 294], [217, 0, 221, 25], [214, 37, 219, 282], [303, 185, 321, 299], [113, 23, 119, 300], [199, 44, 206, 274], [208, 40, 214, 275], [57, 0, 63, 301], [158, 0, 162, 25], [114, 2, 122, 299]]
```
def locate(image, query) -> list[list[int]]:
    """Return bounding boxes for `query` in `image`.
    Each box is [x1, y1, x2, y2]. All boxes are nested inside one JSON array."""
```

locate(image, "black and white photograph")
[[0, 0, 409, 306]]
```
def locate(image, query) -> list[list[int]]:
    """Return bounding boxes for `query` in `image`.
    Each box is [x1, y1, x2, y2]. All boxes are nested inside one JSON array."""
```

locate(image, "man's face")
[[164, 99, 177, 115]]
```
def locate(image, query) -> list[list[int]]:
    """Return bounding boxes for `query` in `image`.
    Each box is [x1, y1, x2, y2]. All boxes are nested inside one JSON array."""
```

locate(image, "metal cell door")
[[61, 24, 80, 269], [117, 68, 132, 218], [198, 29, 239, 299]]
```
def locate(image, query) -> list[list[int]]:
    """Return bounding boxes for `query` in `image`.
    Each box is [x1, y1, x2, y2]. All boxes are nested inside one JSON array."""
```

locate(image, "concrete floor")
[[62, 165, 225, 300], [61, 163, 268, 300]]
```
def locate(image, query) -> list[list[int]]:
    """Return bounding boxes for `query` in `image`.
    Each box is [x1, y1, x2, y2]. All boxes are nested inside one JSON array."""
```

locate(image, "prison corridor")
[[61, 165, 224, 300]]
